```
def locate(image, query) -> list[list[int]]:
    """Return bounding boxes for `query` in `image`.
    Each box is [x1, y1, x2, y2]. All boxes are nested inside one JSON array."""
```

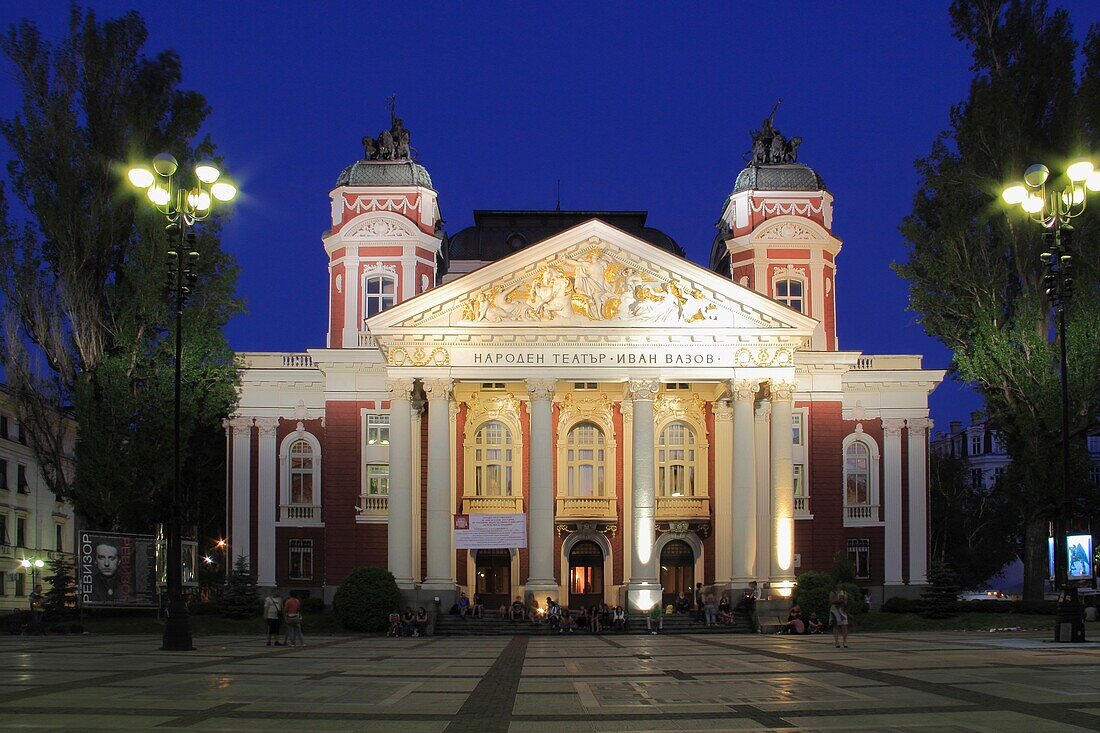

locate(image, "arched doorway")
[[474, 549, 510, 611], [660, 539, 695, 608], [568, 540, 604, 610]]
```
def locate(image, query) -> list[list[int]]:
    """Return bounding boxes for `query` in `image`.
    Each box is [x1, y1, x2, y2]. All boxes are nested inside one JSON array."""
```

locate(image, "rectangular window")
[[792, 414, 804, 446], [366, 414, 389, 446], [16, 517, 26, 547], [480, 383, 505, 391], [970, 434, 982, 455], [289, 539, 313, 580], [0, 458, 7, 490], [847, 538, 871, 580], [1089, 465, 1100, 487], [55, 524, 64, 552], [17, 464, 28, 493], [0, 515, 8, 545], [665, 383, 690, 390], [993, 467, 1006, 485], [17, 422, 26, 445], [971, 468, 983, 491], [0, 414, 7, 439], [0, 570, 4, 596], [574, 382, 598, 390], [365, 464, 389, 495], [1087, 436, 1100, 453], [15, 573, 25, 597], [793, 464, 806, 497]]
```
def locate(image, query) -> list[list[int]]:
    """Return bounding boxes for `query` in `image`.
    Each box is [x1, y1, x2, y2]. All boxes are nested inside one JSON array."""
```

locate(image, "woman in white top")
[[264, 588, 283, 646], [828, 585, 849, 648]]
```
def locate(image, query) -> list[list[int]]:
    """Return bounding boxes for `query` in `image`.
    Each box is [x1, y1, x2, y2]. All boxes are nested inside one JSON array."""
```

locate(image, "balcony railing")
[[794, 496, 811, 517], [845, 504, 880, 523], [462, 495, 524, 514], [358, 494, 388, 517], [47, 550, 74, 561], [656, 495, 710, 520], [555, 496, 617, 521], [0, 544, 12, 558], [280, 504, 322, 522]]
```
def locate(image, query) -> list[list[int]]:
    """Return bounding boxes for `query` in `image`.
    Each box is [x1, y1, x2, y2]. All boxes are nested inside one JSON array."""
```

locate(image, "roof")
[[335, 160, 433, 189], [447, 210, 684, 262], [732, 163, 826, 194]]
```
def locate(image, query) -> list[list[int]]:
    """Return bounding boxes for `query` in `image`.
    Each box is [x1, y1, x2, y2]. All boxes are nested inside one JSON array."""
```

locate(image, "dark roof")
[[732, 163, 826, 194], [335, 160, 433, 189], [447, 210, 684, 262]]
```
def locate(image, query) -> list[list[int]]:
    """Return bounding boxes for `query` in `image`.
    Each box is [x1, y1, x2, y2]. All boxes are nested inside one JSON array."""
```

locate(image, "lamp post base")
[[161, 606, 194, 651], [1054, 587, 1085, 643]]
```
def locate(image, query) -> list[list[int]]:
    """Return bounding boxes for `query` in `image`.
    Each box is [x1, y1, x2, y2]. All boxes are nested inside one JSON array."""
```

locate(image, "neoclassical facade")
[[227, 124, 943, 609]]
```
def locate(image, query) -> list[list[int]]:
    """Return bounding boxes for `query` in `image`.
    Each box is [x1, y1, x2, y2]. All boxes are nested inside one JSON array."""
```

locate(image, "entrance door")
[[474, 549, 510, 611], [660, 539, 694, 608], [568, 540, 604, 610]]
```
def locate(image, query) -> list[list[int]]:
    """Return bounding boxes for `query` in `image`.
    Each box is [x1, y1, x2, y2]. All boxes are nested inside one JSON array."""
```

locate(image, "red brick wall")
[[799, 402, 844, 574]]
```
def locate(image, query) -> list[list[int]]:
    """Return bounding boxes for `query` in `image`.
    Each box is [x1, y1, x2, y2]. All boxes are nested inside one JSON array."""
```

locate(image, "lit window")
[[792, 413, 804, 446], [366, 414, 389, 446], [657, 422, 697, 497], [775, 279, 804, 313], [847, 538, 870, 580], [289, 539, 313, 580], [289, 440, 314, 505], [365, 464, 389, 495], [566, 422, 605, 497], [474, 421, 514, 496], [844, 442, 870, 506], [364, 274, 396, 318], [793, 464, 806, 497]]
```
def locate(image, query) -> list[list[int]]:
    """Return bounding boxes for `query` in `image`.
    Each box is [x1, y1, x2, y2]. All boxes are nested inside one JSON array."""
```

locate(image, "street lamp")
[[127, 153, 236, 651], [1002, 158, 1099, 643], [20, 557, 45, 585]]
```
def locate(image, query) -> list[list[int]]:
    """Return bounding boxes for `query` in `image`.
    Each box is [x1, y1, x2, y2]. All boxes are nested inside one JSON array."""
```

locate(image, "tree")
[[221, 555, 259, 619], [333, 566, 402, 632], [928, 449, 1018, 590], [0, 7, 241, 535], [921, 560, 961, 619], [896, 0, 1100, 599], [43, 556, 77, 618]]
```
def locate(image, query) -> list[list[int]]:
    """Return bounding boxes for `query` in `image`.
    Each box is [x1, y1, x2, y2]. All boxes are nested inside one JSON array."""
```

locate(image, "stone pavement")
[[2, 630, 1100, 731]]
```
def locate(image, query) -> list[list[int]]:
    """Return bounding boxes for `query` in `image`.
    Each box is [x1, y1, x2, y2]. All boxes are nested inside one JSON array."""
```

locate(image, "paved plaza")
[[2, 631, 1100, 732]]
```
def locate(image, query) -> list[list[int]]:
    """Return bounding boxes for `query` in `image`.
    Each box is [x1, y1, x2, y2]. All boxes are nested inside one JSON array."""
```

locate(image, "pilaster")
[[626, 379, 661, 611], [882, 417, 906, 586], [228, 416, 254, 568], [423, 378, 455, 592], [525, 379, 558, 598], [386, 378, 416, 589], [906, 418, 932, 585], [255, 417, 279, 587]]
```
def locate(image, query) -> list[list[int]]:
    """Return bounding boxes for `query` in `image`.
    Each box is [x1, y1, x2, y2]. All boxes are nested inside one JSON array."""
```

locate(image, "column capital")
[[526, 379, 557, 402], [422, 378, 453, 401], [769, 379, 797, 402], [755, 402, 772, 422], [906, 417, 933, 434], [227, 415, 255, 433], [712, 400, 734, 422], [619, 400, 634, 424], [254, 417, 280, 437], [882, 417, 906, 436], [627, 379, 660, 402], [386, 378, 416, 401], [731, 379, 761, 401]]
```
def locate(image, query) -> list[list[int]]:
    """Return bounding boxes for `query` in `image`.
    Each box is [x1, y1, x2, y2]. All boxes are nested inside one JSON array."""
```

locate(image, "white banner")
[[454, 513, 528, 549]]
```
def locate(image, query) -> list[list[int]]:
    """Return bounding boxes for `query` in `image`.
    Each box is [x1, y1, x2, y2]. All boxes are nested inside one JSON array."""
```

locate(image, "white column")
[[907, 418, 932, 585], [754, 402, 771, 582], [731, 380, 759, 586], [525, 379, 558, 598], [228, 416, 253, 569], [882, 417, 905, 587], [769, 381, 796, 584], [255, 418, 279, 587], [422, 379, 454, 590], [410, 400, 423, 583], [712, 400, 734, 586], [387, 378, 416, 589], [626, 379, 661, 611], [341, 256, 360, 347]]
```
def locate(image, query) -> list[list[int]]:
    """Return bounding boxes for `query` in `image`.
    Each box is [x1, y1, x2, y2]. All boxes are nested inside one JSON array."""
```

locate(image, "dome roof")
[[335, 160, 433, 189], [733, 163, 826, 194]]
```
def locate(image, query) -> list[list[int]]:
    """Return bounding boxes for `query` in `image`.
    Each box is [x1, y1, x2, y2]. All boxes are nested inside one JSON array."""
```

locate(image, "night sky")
[[3, 1, 1099, 432]]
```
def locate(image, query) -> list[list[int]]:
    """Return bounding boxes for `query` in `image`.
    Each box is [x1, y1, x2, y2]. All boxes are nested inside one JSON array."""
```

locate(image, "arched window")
[[289, 439, 314, 505], [474, 421, 514, 496], [364, 274, 396, 318], [775, 278, 805, 313], [844, 442, 870, 507], [657, 421, 697, 497], [566, 422, 605, 497]]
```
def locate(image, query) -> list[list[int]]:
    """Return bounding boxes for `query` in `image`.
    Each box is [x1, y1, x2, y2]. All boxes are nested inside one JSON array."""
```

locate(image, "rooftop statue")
[[361, 94, 415, 161], [747, 99, 801, 165]]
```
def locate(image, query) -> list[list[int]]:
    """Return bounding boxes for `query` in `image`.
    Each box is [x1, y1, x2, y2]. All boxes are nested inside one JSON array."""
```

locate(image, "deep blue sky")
[[3, 1, 1099, 432]]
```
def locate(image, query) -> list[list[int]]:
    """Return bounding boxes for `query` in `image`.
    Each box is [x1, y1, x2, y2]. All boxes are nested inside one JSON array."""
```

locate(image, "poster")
[[1067, 534, 1094, 581], [454, 513, 528, 549], [79, 531, 158, 607]]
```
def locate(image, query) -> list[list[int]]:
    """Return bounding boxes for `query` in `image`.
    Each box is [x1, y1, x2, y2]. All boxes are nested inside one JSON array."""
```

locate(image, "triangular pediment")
[[368, 219, 818, 335]]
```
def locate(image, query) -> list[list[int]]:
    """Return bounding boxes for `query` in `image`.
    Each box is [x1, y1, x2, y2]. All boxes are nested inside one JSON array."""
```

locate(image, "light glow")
[[195, 161, 220, 184], [127, 167, 154, 189], [1060, 186, 1085, 207], [776, 517, 794, 571], [773, 580, 796, 598], [1086, 171, 1100, 192], [211, 181, 237, 202], [1066, 160, 1094, 182], [1001, 184, 1027, 205], [187, 191, 212, 211], [1021, 194, 1045, 214]]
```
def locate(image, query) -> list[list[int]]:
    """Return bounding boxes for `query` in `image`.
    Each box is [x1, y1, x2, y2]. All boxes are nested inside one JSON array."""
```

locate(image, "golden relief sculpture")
[[387, 346, 449, 367], [460, 247, 718, 324]]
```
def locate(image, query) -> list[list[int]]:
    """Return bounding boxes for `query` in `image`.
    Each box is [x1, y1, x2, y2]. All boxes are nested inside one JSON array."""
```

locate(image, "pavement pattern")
[[2, 630, 1100, 731]]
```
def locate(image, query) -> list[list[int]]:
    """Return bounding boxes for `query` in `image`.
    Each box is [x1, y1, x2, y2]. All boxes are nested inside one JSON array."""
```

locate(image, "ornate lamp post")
[[127, 154, 236, 651], [20, 557, 45, 586], [1002, 159, 1100, 643]]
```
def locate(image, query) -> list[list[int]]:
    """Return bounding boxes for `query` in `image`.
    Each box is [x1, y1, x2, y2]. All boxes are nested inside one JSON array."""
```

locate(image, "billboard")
[[79, 531, 158, 607], [1048, 534, 1096, 584], [454, 513, 528, 549]]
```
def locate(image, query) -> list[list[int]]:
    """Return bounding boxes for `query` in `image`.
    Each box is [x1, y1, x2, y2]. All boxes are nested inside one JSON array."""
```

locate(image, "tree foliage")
[[43, 556, 77, 617], [333, 566, 402, 632], [0, 7, 241, 534], [896, 0, 1100, 599], [221, 555, 259, 619]]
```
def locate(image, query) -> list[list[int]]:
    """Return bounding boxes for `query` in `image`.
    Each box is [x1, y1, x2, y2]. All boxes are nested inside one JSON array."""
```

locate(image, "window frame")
[[288, 539, 313, 581], [279, 431, 323, 510], [362, 272, 397, 319], [472, 420, 516, 497], [656, 421, 698, 497], [564, 421, 607, 497], [774, 277, 806, 313], [842, 431, 881, 525], [847, 538, 871, 580], [365, 413, 390, 446], [365, 464, 389, 496]]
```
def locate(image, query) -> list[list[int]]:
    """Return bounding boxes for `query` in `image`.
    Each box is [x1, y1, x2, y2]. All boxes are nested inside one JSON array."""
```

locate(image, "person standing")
[[829, 584, 849, 648], [264, 588, 283, 646], [28, 584, 45, 635], [283, 594, 304, 647]]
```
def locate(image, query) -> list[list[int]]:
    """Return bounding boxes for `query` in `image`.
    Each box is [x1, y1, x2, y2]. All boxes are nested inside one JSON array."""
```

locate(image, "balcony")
[[794, 496, 812, 518], [462, 495, 524, 514], [357, 494, 388, 520], [656, 495, 710, 521], [47, 550, 74, 561], [279, 504, 322, 523], [556, 496, 617, 522], [0, 544, 12, 558], [845, 504, 881, 525]]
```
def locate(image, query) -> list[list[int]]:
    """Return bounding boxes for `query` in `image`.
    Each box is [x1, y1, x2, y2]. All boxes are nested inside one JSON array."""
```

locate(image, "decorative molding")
[[749, 200, 824, 218], [558, 392, 613, 432], [653, 393, 706, 425], [386, 378, 416, 402], [758, 222, 818, 241], [906, 417, 933, 433], [227, 416, 254, 433], [526, 379, 557, 402], [882, 418, 906, 437], [465, 391, 522, 427], [712, 400, 733, 423], [346, 218, 414, 239], [343, 195, 421, 216], [731, 379, 761, 401], [362, 261, 398, 275], [555, 521, 617, 538], [619, 400, 634, 425], [734, 347, 795, 367], [755, 402, 772, 423], [627, 379, 660, 403], [769, 380, 797, 402], [422, 378, 454, 402], [386, 346, 449, 367], [255, 417, 280, 438]]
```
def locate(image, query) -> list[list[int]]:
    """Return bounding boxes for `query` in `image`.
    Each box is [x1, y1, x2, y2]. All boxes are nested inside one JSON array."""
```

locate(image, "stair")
[[431, 610, 756, 636]]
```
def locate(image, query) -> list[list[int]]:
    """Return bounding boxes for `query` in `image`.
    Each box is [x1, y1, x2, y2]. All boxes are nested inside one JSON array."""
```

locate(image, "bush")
[[921, 561, 959, 618], [881, 596, 922, 613], [831, 551, 856, 585], [302, 597, 325, 614], [1011, 600, 1057, 615], [794, 571, 833, 619], [837, 582, 866, 615], [333, 566, 402, 632], [189, 601, 221, 616], [221, 556, 261, 619]]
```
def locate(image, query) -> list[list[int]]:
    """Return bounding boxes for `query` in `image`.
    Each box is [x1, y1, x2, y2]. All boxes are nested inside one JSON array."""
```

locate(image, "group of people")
[[780, 585, 851, 648], [388, 606, 431, 637], [536, 597, 629, 633], [263, 587, 305, 647]]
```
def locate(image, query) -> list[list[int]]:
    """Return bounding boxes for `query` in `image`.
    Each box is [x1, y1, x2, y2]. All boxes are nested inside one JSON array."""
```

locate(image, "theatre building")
[[226, 121, 944, 610]]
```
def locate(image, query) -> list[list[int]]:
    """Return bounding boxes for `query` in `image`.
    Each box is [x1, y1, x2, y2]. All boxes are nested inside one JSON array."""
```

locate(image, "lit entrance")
[[474, 549, 510, 611], [660, 539, 694, 608], [568, 540, 604, 610]]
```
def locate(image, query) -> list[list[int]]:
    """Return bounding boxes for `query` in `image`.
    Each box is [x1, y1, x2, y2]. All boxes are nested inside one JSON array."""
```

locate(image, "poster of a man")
[[80, 531, 157, 607], [91, 541, 122, 602]]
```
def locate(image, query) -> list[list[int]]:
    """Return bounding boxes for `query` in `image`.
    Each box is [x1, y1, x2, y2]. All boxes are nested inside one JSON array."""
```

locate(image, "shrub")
[[921, 560, 959, 618], [837, 582, 866, 615], [221, 556, 261, 619], [333, 566, 402, 632], [794, 571, 833, 619], [881, 596, 922, 613], [302, 597, 325, 614], [1011, 600, 1057, 615], [831, 551, 856, 585]]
